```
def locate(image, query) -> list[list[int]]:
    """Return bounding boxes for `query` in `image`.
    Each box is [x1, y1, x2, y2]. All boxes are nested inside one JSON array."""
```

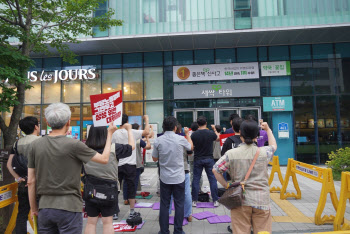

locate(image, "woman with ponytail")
[[212, 120, 277, 234]]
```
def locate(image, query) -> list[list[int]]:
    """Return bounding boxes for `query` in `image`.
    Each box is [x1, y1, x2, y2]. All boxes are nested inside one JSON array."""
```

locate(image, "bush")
[[326, 147, 350, 181]]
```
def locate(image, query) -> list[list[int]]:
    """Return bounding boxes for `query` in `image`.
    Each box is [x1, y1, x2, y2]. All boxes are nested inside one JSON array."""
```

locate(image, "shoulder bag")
[[218, 148, 260, 210], [81, 166, 118, 207], [11, 141, 28, 178]]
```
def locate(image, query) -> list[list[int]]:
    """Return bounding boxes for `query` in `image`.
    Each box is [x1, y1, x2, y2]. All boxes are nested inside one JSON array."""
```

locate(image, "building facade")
[[2, 0, 350, 165]]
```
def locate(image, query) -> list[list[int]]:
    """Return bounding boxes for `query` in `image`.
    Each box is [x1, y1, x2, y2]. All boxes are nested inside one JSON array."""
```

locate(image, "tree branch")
[[14, 0, 24, 27], [5, 0, 18, 24], [0, 15, 17, 25], [0, 115, 8, 133]]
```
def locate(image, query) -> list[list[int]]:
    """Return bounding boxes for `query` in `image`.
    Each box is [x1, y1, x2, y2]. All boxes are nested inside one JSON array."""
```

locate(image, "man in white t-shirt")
[[112, 114, 150, 222]]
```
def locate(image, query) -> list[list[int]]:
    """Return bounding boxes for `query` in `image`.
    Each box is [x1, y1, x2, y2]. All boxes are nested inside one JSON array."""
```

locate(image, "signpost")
[[261, 61, 291, 76]]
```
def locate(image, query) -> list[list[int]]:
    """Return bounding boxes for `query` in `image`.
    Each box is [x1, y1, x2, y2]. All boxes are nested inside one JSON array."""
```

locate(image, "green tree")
[[0, 0, 122, 150]]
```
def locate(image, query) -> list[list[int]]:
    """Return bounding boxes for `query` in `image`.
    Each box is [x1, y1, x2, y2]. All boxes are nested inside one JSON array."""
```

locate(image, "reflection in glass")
[[340, 95, 350, 148], [102, 69, 122, 94], [175, 111, 194, 130], [123, 68, 143, 101], [219, 109, 238, 130], [144, 67, 163, 100], [63, 79, 81, 103], [291, 60, 313, 95], [42, 72, 61, 104], [145, 102, 164, 133], [313, 60, 336, 95], [124, 102, 143, 117], [294, 96, 317, 164], [25, 82, 41, 104], [82, 104, 94, 142], [82, 70, 101, 102], [316, 96, 339, 164]]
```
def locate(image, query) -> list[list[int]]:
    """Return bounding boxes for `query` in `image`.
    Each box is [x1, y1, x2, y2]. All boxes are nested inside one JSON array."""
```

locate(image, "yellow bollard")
[[333, 171, 349, 231], [280, 158, 301, 199], [268, 156, 284, 192]]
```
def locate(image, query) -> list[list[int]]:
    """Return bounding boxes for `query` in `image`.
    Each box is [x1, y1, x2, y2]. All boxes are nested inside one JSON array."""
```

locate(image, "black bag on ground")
[[11, 141, 28, 178], [198, 192, 210, 202], [82, 170, 118, 207]]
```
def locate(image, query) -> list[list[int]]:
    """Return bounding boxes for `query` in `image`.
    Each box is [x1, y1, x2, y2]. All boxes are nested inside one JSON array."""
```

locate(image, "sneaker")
[[113, 213, 118, 220], [214, 201, 220, 207], [126, 212, 142, 227], [124, 200, 129, 205], [192, 201, 197, 207]]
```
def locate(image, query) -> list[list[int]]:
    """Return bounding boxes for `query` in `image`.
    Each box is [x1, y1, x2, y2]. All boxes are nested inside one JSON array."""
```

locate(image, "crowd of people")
[[7, 102, 277, 234]]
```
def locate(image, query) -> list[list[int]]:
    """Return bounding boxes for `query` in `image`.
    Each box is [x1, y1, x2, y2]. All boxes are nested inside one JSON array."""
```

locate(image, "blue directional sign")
[[278, 122, 288, 131]]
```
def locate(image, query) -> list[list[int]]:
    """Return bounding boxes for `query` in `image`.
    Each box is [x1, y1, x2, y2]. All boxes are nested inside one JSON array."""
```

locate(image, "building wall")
[[2, 42, 350, 165]]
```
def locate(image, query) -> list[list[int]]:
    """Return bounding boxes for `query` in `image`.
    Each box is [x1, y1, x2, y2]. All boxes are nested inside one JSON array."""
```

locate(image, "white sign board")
[[261, 61, 291, 77], [296, 165, 319, 177], [173, 62, 259, 82], [0, 191, 12, 203]]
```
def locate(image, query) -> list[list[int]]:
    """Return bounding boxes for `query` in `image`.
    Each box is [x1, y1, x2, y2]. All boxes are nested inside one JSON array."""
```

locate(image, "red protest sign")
[[113, 223, 137, 232], [90, 91, 122, 127], [220, 133, 235, 146]]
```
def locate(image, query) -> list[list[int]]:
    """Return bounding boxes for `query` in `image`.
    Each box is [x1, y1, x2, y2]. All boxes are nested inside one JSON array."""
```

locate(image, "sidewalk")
[[85, 166, 348, 234]]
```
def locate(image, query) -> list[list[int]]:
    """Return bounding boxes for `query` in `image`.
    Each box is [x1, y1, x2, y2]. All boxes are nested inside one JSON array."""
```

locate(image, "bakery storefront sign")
[[27, 68, 97, 83]]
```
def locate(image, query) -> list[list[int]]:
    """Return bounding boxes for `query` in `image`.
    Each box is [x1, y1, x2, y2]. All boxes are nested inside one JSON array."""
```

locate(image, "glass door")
[[218, 109, 239, 131], [196, 109, 216, 126], [174, 110, 195, 128], [240, 108, 260, 121]]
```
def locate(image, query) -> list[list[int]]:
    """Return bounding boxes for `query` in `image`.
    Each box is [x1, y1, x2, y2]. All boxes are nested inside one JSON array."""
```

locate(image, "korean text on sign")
[[90, 91, 123, 127]]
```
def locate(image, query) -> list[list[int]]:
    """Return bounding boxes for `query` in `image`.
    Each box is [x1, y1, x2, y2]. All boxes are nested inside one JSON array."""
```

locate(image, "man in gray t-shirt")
[[152, 116, 193, 234]]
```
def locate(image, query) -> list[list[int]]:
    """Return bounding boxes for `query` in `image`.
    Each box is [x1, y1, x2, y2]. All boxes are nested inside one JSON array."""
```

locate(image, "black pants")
[[159, 179, 185, 234], [16, 186, 30, 234]]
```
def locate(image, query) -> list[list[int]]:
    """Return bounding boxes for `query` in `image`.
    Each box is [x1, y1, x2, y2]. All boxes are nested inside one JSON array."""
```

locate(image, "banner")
[[173, 62, 259, 82], [220, 133, 235, 146], [90, 91, 123, 127], [261, 61, 291, 76]]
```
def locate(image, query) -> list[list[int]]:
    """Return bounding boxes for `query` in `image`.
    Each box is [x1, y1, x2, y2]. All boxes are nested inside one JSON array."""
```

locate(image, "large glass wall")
[[2, 42, 350, 164]]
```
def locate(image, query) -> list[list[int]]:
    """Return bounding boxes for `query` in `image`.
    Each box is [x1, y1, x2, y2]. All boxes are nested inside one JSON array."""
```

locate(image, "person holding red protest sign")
[[112, 114, 150, 226]]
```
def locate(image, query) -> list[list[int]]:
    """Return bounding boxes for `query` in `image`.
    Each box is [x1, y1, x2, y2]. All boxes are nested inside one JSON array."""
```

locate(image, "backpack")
[[227, 135, 242, 149], [11, 141, 28, 178]]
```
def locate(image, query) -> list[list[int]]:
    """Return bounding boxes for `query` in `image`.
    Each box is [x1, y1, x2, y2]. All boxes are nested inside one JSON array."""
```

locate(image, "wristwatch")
[[15, 177, 22, 183]]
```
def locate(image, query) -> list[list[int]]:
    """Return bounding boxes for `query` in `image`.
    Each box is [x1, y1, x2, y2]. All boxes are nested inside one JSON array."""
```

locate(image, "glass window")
[[234, 0, 250, 9], [63, 79, 81, 103], [25, 82, 41, 104], [22, 105, 41, 123], [340, 95, 350, 148], [237, 47, 257, 62], [145, 101, 164, 133], [164, 51, 172, 66], [291, 45, 311, 60], [63, 57, 81, 70], [44, 57, 61, 71], [258, 47, 268, 61], [313, 60, 336, 95], [194, 50, 214, 64], [163, 66, 173, 100], [82, 70, 101, 102], [42, 72, 61, 104], [234, 10, 252, 29], [312, 44, 334, 60], [335, 43, 350, 58], [215, 49, 236, 64], [336, 58, 350, 94], [294, 96, 317, 164], [124, 102, 143, 117], [270, 76, 291, 96], [144, 67, 163, 100], [291, 60, 314, 95], [102, 69, 122, 93], [316, 96, 339, 164], [269, 46, 289, 61], [83, 55, 101, 69], [3, 107, 13, 126], [82, 104, 94, 142], [144, 52, 163, 67], [68, 104, 81, 139], [123, 53, 143, 68], [103, 54, 122, 69], [30, 58, 42, 71], [93, 0, 108, 37], [173, 50, 193, 66], [123, 68, 143, 101]]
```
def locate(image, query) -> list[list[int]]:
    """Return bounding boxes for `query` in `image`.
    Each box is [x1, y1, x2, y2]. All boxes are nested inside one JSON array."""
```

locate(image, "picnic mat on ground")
[[196, 202, 216, 208], [135, 195, 153, 199], [207, 215, 231, 224], [119, 220, 145, 229], [192, 211, 217, 220], [152, 202, 174, 210], [134, 202, 153, 208]]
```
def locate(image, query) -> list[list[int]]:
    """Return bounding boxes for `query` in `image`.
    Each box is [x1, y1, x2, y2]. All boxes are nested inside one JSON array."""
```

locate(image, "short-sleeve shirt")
[[191, 129, 217, 161], [153, 131, 191, 184], [28, 135, 97, 212], [257, 130, 269, 147], [11, 135, 41, 158], [112, 129, 143, 166]]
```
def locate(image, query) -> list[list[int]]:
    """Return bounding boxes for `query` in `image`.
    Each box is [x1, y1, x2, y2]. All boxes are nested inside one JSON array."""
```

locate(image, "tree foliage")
[[0, 0, 122, 148]]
